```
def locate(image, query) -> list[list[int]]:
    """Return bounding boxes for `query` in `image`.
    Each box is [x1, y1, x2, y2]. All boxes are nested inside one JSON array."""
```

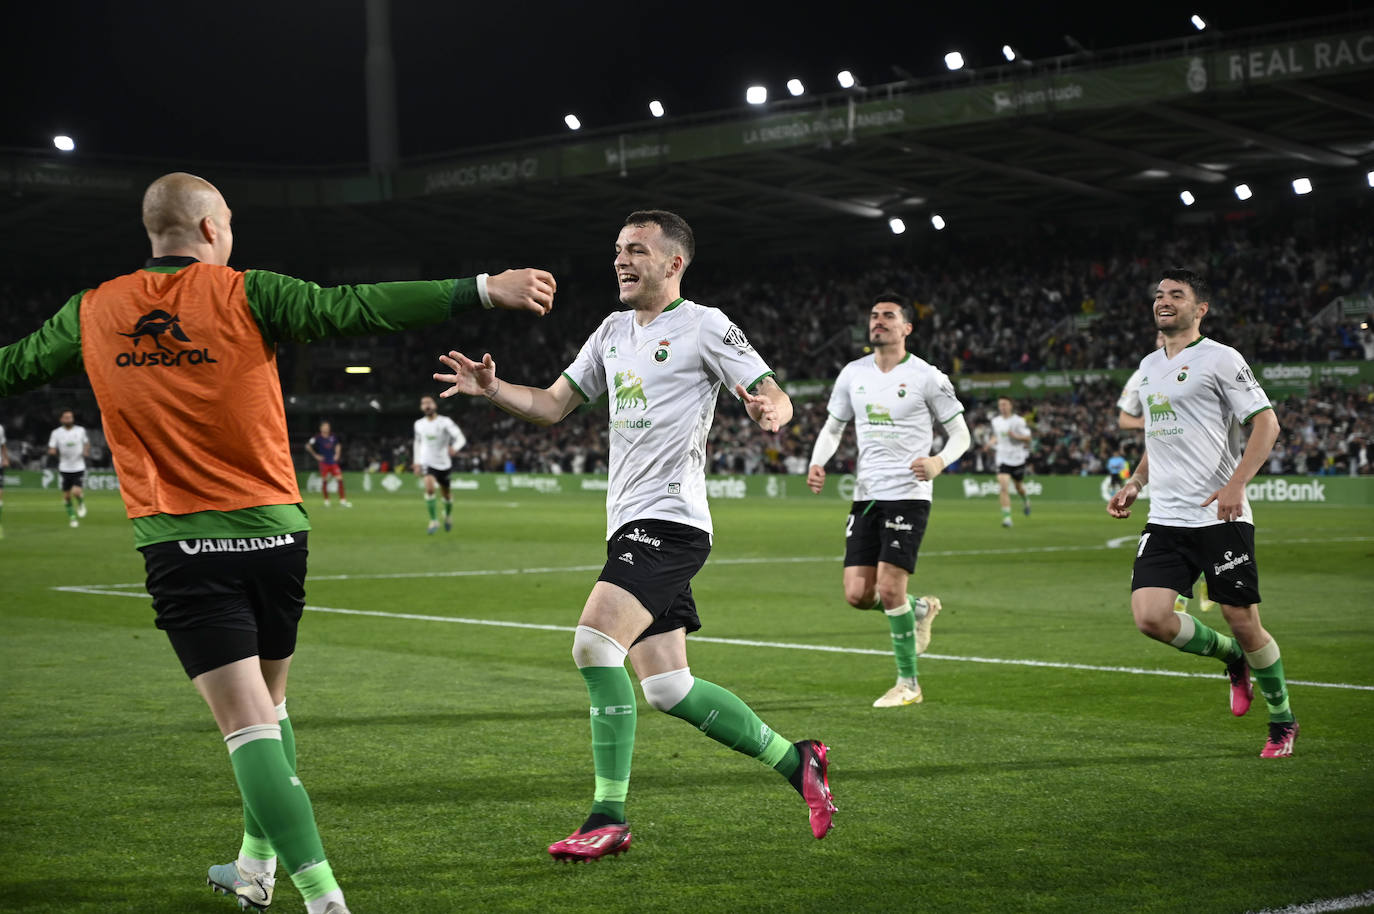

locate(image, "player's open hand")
[[737, 383, 779, 433], [807, 464, 826, 494], [1107, 481, 1139, 518], [486, 269, 556, 315], [435, 351, 499, 398], [911, 455, 945, 481], [1201, 479, 1245, 522]]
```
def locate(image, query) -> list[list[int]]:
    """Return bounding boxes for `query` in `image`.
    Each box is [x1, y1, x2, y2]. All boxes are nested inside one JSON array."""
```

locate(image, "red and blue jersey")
[[310, 434, 339, 464]]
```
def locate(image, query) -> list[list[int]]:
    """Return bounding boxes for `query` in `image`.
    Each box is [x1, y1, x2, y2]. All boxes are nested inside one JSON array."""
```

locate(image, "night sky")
[[2, 0, 1364, 166]]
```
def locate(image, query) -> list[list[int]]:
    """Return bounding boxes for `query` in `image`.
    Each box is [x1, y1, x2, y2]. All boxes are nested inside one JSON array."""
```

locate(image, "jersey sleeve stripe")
[[1242, 405, 1273, 424], [561, 371, 590, 402], [743, 370, 775, 395], [939, 409, 965, 424]]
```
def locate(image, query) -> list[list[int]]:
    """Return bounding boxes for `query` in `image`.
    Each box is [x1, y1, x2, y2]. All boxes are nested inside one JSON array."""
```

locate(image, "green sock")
[[76, 494, 85, 509], [664, 677, 793, 767], [227, 729, 330, 885], [580, 666, 636, 822], [1246, 640, 1295, 723], [241, 706, 297, 860], [65, 500, 75, 519], [1169, 613, 1240, 662], [884, 605, 918, 678], [425, 496, 437, 520], [443, 498, 453, 519], [290, 860, 340, 906], [1001, 507, 1011, 520]]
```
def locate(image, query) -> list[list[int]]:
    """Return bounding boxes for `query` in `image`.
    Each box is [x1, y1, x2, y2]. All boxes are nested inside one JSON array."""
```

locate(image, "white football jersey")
[[1117, 368, 1145, 417], [991, 413, 1031, 467], [825, 353, 964, 502], [563, 298, 773, 539], [413, 415, 466, 471], [48, 425, 88, 472], [1133, 337, 1272, 527]]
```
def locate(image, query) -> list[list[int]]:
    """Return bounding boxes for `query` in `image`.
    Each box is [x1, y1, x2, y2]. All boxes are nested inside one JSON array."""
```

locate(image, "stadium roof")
[[2, 12, 1372, 275]]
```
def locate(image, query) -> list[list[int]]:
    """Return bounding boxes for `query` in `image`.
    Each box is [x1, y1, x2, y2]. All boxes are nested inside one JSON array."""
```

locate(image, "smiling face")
[[1153, 278, 1208, 335], [613, 222, 682, 310], [868, 301, 912, 349]]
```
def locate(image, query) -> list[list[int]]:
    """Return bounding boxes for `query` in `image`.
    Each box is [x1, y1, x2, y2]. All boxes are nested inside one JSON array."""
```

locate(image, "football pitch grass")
[[2, 484, 1371, 914]]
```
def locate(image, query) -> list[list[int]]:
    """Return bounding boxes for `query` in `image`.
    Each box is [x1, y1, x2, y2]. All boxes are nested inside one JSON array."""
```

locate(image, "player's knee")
[[843, 585, 873, 608], [640, 667, 693, 713], [571, 624, 628, 669], [1133, 610, 1173, 641], [876, 581, 906, 609]]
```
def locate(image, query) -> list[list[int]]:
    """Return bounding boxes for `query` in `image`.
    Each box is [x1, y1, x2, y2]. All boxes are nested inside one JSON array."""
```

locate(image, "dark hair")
[[871, 292, 910, 322], [1160, 268, 1209, 302], [624, 210, 695, 263]]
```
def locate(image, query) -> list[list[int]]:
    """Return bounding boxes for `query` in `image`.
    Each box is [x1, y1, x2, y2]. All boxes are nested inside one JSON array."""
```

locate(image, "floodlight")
[[53, 135, 75, 152], [944, 51, 965, 71], [1002, 45, 1016, 62], [344, 366, 373, 374], [1234, 183, 1252, 201], [746, 85, 767, 105], [1368, 170, 1374, 187], [649, 100, 665, 118], [888, 217, 906, 235], [837, 70, 856, 89], [564, 114, 581, 131], [931, 214, 947, 231], [1179, 190, 1196, 206], [787, 78, 805, 97], [1292, 177, 1312, 195], [1191, 14, 1207, 30]]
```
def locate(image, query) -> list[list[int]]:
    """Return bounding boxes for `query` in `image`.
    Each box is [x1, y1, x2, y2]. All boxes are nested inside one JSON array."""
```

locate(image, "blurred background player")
[[306, 421, 351, 508], [807, 292, 970, 708], [1108, 269, 1294, 758], [989, 395, 1032, 527], [48, 408, 90, 528], [436, 209, 834, 861], [412, 394, 465, 533]]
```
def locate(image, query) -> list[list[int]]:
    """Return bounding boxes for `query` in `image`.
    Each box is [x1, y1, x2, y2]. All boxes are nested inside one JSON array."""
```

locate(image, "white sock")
[[238, 854, 276, 875], [305, 889, 345, 914]]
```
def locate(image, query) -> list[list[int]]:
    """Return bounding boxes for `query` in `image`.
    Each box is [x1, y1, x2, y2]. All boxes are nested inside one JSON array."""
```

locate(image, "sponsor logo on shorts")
[[618, 552, 635, 565], [890, 540, 900, 548], [177, 533, 297, 555], [624, 528, 662, 548], [884, 515, 913, 532], [1213, 550, 1251, 575]]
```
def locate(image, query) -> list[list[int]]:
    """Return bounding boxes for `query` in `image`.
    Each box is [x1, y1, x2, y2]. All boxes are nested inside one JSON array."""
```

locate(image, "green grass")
[[2, 485, 1372, 914]]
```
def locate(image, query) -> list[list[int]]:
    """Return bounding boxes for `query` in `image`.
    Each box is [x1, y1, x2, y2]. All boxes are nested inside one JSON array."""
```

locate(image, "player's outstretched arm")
[[1202, 408, 1279, 521], [1108, 453, 1150, 518], [483, 269, 556, 315], [736, 377, 793, 433], [435, 352, 580, 427]]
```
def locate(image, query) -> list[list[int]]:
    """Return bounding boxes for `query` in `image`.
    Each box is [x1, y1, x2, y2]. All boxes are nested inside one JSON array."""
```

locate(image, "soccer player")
[[806, 293, 971, 708], [989, 395, 1032, 527], [435, 209, 835, 861], [1108, 269, 1295, 758], [1117, 330, 1212, 611], [412, 395, 466, 534], [0, 171, 555, 913], [0, 419, 8, 538], [306, 422, 351, 508], [48, 409, 90, 527]]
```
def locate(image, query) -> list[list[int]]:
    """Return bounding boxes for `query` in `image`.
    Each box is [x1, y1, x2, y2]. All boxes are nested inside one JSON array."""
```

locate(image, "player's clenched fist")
[[807, 464, 826, 494], [486, 268, 556, 314]]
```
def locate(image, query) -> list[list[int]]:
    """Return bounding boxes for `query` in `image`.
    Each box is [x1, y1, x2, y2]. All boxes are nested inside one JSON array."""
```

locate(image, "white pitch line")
[[1246, 890, 1374, 914]]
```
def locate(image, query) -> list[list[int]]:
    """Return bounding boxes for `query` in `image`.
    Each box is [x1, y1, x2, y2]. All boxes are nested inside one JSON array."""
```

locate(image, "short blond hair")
[[142, 172, 222, 243]]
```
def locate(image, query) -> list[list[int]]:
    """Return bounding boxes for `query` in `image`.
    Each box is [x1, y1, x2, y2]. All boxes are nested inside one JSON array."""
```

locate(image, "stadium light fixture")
[[1292, 177, 1313, 195], [1179, 190, 1196, 206], [888, 217, 906, 235], [944, 51, 965, 71], [648, 100, 665, 118], [1368, 170, 1374, 187], [1191, 14, 1207, 30], [1002, 45, 1016, 62], [931, 214, 947, 231], [564, 114, 581, 131], [746, 85, 768, 105], [344, 366, 372, 374], [1233, 183, 1252, 201], [53, 135, 75, 152], [837, 69, 856, 89], [787, 78, 805, 97]]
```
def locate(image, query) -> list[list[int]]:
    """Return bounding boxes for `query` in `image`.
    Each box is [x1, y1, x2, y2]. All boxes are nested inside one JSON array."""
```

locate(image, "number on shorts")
[[845, 514, 855, 538], [1136, 531, 1151, 558]]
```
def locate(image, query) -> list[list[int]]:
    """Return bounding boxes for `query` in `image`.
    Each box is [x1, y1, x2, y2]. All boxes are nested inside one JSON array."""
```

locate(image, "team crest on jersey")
[[865, 403, 895, 426], [613, 370, 648, 410], [607, 346, 618, 359], [897, 383, 908, 398], [115, 309, 218, 368], [1147, 393, 1176, 422], [1175, 366, 1189, 383], [654, 340, 671, 363]]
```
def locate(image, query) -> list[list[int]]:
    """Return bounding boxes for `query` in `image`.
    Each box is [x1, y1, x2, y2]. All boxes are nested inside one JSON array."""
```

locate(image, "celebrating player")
[[0, 171, 556, 913], [48, 409, 90, 528], [1108, 269, 1295, 758], [306, 422, 351, 508], [435, 209, 835, 861], [806, 293, 970, 708], [412, 395, 466, 534], [989, 396, 1032, 527]]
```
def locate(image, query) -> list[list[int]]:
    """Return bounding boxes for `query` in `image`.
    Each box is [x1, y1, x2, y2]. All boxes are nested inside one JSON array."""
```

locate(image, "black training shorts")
[[424, 466, 452, 487], [597, 518, 711, 645], [843, 499, 931, 574], [1131, 522, 1261, 606], [998, 463, 1026, 482], [141, 531, 309, 678], [60, 470, 85, 491]]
